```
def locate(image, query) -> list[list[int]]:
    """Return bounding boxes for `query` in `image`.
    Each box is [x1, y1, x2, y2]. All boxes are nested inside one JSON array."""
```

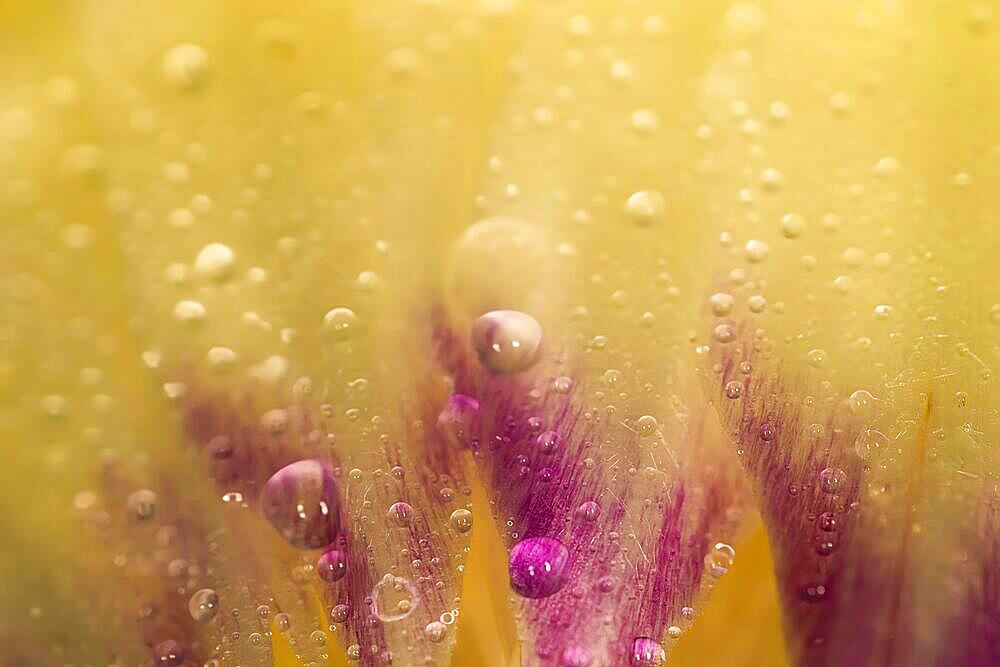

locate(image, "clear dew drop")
[[848, 389, 876, 416], [724, 380, 743, 400], [704, 542, 736, 577], [636, 415, 658, 437], [387, 501, 414, 527], [449, 508, 474, 533], [471, 310, 543, 375], [819, 467, 846, 494], [624, 190, 666, 226], [709, 292, 735, 317], [188, 588, 219, 624], [536, 430, 561, 454]]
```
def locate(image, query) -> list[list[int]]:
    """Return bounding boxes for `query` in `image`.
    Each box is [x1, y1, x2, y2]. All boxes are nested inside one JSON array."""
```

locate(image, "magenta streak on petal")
[[432, 310, 746, 664]]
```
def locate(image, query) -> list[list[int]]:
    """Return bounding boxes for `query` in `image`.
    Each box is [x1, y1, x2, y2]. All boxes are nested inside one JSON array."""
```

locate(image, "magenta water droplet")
[[629, 636, 666, 666], [536, 430, 560, 454], [317, 548, 348, 582], [260, 459, 341, 549], [509, 536, 570, 599]]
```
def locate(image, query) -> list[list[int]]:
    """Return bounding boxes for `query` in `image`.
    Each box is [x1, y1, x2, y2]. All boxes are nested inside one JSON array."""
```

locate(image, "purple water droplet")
[[629, 637, 666, 666], [536, 430, 560, 454], [260, 459, 341, 549], [316, 548, 348, 582], [509, 536, 570, 599], [437, 394, 480, 449]]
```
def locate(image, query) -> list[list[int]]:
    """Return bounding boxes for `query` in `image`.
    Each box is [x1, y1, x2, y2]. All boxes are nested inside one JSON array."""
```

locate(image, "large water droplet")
[[188, 588, 219, 624], [260, 459, 341, 549], [316, 549, 348, 582], [508, 536, 570, 598], [471, 310, 543, 375]]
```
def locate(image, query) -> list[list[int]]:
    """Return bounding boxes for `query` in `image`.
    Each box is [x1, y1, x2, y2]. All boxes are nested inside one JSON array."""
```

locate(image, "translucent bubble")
[[260, 460, 341, 549], [848, 389, 876, 416], [371, 573, 420, 622], [162, 44, 209, 90], [188, 588, 219, 624], [819, 467, 846, 494], [194, 243, 235, 281], [709, 292, 735, 317], [387, 501, 414, 527], [704, 542, 736, 577], [624, 190, 666, 226], [323, 307, 357, 340], [127, 489, 157, 520], [629, 637, 666, 666], [425, 620, 447, 643], [575, 501, 600, 522], [636, 415, 658, 437], [316, 549, 348, 583], [471, 310, 543, 374], [536, 430, 561, 454], [450, 508, 474, 533], [508, 537, 571, 598]]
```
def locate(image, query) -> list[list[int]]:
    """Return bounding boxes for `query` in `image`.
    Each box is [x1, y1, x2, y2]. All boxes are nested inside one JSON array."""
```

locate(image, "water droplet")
[[188, 588, 219, 624], [260, 459, 341, 549], [709, 292, 735, 316], [629, 637, 666, 666], [744, 239, 769, 262], [316, 549, 348, 582], [724, 381, 743, 400], [173, 299, 206, 324], [152, 639, 185, 666], [450, 508, 474, 533], [817, 512, 838, 532], [666, 625, 683, 640], [575, 501, 600, 522], [536, 430, 560, 454], [127, 489, 157, 520], [275, 612, 292, 631], [330, 604, 350, 623], [819, 467, 846, 494], [387, 501, 414, 527], [425, 620, 447, 643], [162, 44, 209, 90], [471, 310, 543, 374], [624, 190, 666, 226], [848, 389, 876, 416], [560, 646, 594, 667], [371, 573, 420, 622], [323, 307, 357, 341], [636, 415, 658, 437], [509, 536, 571, 599], [553, 376, 574, 394], [704, 542, 735, 577], [194, 243, 235, 281]]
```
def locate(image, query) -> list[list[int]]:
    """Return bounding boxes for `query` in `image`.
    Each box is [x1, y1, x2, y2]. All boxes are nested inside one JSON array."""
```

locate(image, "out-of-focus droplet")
[[437, 394, 480, 448], [152, 639, 186, 666], [127, 489, 157, 520], [636, 415, 658, 437], [624, 190, 666, 226], [509, 536, 571, 599], [260, 460, 341, 549], [188, 588, 219, 624], [323, 307, 357, 341], [194, 243, 235, 281], [471, 310, 543, 374], [162, 44, 209, 90]]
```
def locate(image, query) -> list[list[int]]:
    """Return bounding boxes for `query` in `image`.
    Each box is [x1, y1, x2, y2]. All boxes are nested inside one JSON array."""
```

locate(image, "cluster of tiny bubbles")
[[449, 508, 474, 533], [371, 574, 420, 622], [819, 467, 847, 494], [323, 306, 357, 341], [624, 189, 666, 226], [188, 588, 219, 624], [629, 636, 666, 666], [508, 536, 571, 598], [471, 310, 543, 374], [704, 542, 736, 578]]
